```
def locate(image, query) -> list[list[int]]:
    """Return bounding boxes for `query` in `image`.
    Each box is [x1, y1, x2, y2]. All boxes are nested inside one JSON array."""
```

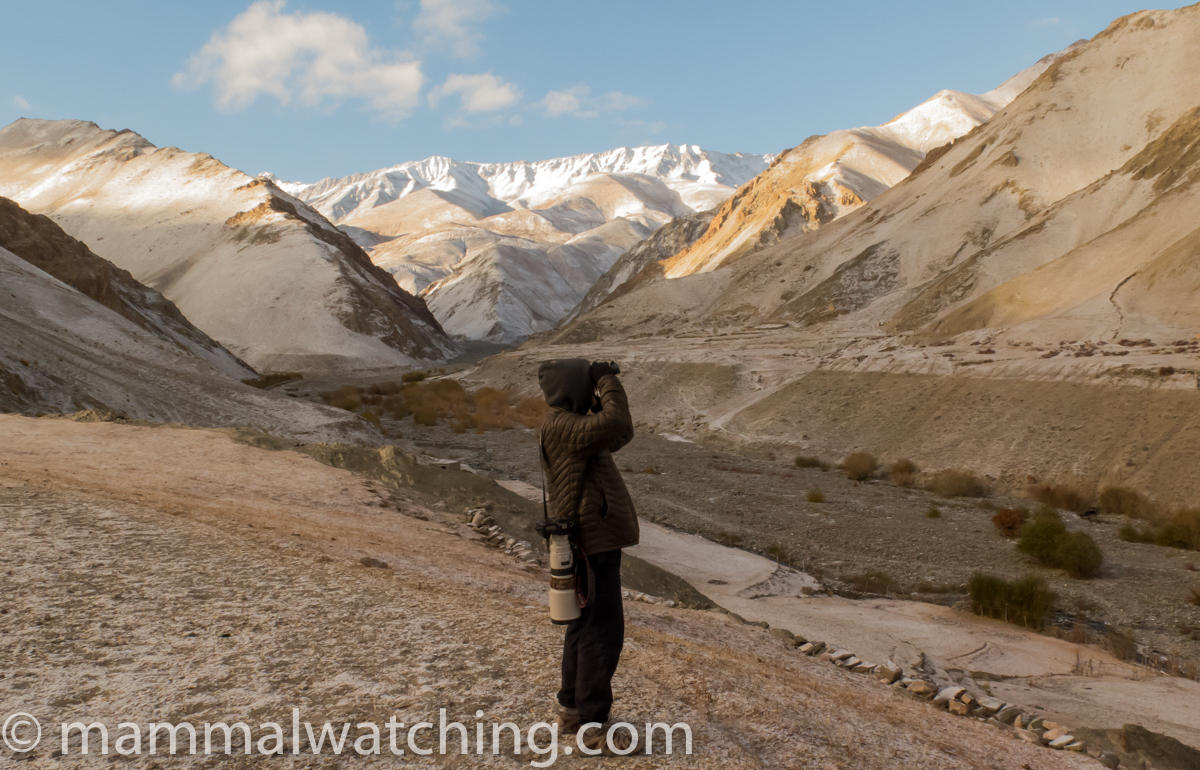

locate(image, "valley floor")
[[0, 415, 1096, 769]]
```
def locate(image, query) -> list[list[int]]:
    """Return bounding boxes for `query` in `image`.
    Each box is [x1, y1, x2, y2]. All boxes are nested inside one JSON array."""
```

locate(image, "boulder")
[[851, 662, 877, 674], [1048, 734, 1075, 749], [994, 706, 1022, 725], [875, 662, 903, 684], [949, 701, 971, 716], [817, 652, 834, 662], [1015, 728, 1043, 745], [1064, 741, 1085, 752], [1043, 728, 1068, 742], [934, 686, 966, 705], [829, 649, 854, 662], [838, 656, 861, 668], [769, 627, 795, 641], [799, 641, 826, 656], [906, 680, 934, 696], [1097, 750, 1120, 768], [975, 696, 1005, 716]]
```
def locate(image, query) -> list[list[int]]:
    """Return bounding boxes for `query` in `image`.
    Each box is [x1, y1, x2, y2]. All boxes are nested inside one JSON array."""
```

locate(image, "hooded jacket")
[[537, 361, 638, 554]]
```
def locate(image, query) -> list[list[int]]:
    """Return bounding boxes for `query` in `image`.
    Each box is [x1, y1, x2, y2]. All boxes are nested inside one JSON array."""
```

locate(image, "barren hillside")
[[0, 119, 454, 375]]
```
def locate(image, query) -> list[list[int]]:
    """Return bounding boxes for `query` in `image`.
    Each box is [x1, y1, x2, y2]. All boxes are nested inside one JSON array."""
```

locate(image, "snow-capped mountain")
[[276, 144, 771, 342], [0, 119, 456, 374], [659, 49, 1075, 279]]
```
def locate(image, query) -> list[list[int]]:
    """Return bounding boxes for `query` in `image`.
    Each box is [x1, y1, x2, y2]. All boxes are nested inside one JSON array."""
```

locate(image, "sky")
[[1, 1, 1191, 182]]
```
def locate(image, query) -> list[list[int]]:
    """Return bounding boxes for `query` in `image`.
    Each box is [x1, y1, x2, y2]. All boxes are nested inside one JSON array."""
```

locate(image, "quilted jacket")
[[538, 374, 639, 554]]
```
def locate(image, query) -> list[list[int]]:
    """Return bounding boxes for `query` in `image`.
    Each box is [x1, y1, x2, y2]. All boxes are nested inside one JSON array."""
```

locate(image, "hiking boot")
[[556, 705, 582, 733], [579, 723, 634, 756]]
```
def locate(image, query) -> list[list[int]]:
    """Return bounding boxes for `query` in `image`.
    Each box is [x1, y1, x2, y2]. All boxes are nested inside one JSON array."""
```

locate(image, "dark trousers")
[[557, 549, 624, 723]]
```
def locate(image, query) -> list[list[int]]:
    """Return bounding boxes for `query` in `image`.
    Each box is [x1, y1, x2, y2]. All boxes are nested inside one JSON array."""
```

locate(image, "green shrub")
[[412, 407, 438, 426], [323, 385, 362, 411], [841, 452, 877, 481], [992, 507, 1029, 536], [888, 459, 919, 487], [1056, 531, 1103, 578], [969, 572, 1056, 628], [794, 455, 825, 469], [1017, 508, 1068, 565], [1119, 523, 1156, 544], [926, 469, 987, 498], [361, 409, 381, 429], [806, 489, 825, 503]]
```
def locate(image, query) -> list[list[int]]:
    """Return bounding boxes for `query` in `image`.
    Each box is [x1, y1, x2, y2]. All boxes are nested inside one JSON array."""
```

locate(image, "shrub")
[[412, 407, 438, 426], [849, 570, 894, 594], [361, 409, 381, 429], [242, 372, 302, 389], [807, 489, 825, 503], [1028, 480, 1093, 513], [1106, 629, 1138, 661], [401, 371, 427, 383], [1056, 531, 1103, 578], [323, 385, 362, 411], [714, 530, 743, 547], [925, 506, 942, 519], [1099, 485, 1154, 519], [992, 507, 1029, 536], [1159, 509, 1200, 551], [1188, 588, 1200, 607], [968, 572, 1056, 628], [1017, 508, 1068, 565], [888, 459, 919, 487], [794, 455, 824, 469], [926, 469, 987, 498], [841, 452, 877, 481], [1119, 523, 1156, 544]]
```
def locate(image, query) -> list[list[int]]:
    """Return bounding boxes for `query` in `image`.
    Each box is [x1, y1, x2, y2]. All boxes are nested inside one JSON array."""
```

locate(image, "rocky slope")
[[0, 119, 455, 375], [0, 198, 380, 442], [280, 145, 770, 342], [0, 196, 253, 379]]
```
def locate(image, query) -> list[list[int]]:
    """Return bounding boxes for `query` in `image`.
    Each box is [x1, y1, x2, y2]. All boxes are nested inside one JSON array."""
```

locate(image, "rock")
[[851, 662, 877, 674], [799, 641, 824, 655], [1048, 734, 1075, 749], [829, 650, 854, 662], [791, 633, 809, 645], [958, 692, 976, 707], [934, 686, 966, 705], [1043, 727, 1068, 742], [1042, 721, 1063, 731], [975, 696, 1005, 715], [817, 652, 834, 662], [837, 656, 861, 668], [906, 680, 934, 696], [876, 661, 903, 684], [470, 511, 491, 527], [995, 706, 1022, 725], [769, 628, 795, 641], [1064, 741, 1085, 752], [948, 701, 971, 716], [986, 718, 1010, 730], [1015, 728, 1043, 745], [1027, 717, 1045, 732], [1097, 750, 1120, 768], [359, 557, 389, 569], [748, 620, 769, 629]]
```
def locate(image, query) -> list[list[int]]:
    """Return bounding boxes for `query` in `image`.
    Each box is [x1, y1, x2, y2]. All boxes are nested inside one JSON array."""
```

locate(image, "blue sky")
[[1, 1, 1189, 182]]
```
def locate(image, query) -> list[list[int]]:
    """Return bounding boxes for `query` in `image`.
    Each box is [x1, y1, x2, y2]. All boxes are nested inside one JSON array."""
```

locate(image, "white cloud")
[[429, 73, 520, 112], [12, 95, 31, 110], [540, 85, 644, 119], [173, 0, 423, 118], [414, 0, 497, 58], [1033, 17, 1061, 26], [603, 91, 644, 111]]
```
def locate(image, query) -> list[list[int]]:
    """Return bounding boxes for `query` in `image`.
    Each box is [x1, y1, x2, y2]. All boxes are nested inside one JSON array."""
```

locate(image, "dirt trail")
[[0, 415, 1094, 768]]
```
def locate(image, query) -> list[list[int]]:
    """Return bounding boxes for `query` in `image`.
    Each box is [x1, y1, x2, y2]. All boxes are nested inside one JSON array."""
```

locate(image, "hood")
[[537, 358, 592, 415]]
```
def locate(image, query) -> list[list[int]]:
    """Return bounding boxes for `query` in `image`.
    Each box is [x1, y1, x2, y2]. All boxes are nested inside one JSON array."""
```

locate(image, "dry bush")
[[1019, 507, 1103, 578], [888, 458, 918, 487], [925, 506, 942, 519], [1028, 480, 1094, 513], [323, 385, 362, 411], [794, 455, 825, 470], [1105, 629, 1138, 661], [401, 371, 427, 383], [992, 507, 1030, 536], [361, 409, 381, 429], [1057, 531, 1104, 579], [714, 530, 743, 547], [926, 469, 987, 498], [412, 407, 438, 426], [807, 489, 825, 503], [849, 570, 895, 594], [1099, 485, 1155, 519], [1160, 508, 1200, 551], [1188, 588, 1200, 607], [840, 452, 877, 481], [969, 572, 1056, 628]]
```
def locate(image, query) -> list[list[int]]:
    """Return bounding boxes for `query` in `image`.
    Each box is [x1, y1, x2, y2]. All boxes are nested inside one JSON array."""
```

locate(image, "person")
[[536, 358, 638, 754]]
